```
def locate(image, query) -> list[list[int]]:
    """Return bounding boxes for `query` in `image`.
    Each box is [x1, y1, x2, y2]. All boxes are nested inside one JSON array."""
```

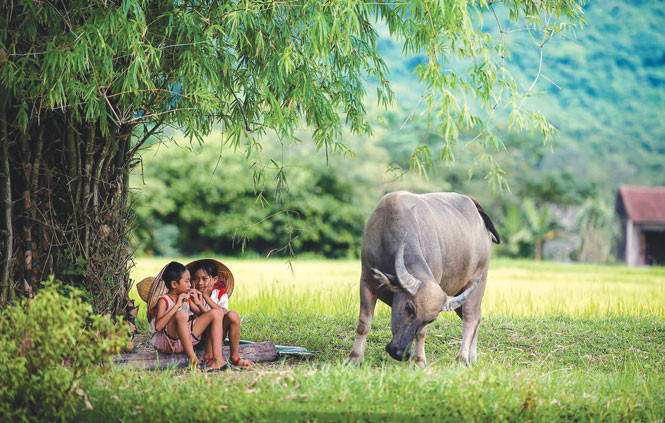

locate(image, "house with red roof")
[[616, 185, 665, 266]]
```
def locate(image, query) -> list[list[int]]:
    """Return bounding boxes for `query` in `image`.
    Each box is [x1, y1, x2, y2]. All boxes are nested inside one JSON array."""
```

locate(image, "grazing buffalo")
[[347, 191, 500, 366]]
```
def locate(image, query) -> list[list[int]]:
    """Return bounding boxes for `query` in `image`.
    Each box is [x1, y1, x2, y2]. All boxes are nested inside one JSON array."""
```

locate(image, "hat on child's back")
[[136, 277, 154, 303], [144, 263, 170, 320], [185, 258, 234, 298]]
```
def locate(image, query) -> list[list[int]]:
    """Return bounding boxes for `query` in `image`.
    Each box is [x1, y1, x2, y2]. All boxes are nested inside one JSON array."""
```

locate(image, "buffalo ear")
[[371, 268, 401, 291]]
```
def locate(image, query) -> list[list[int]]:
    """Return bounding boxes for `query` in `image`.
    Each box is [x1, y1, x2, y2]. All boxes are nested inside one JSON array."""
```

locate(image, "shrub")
[[0, 277, 129, 421]]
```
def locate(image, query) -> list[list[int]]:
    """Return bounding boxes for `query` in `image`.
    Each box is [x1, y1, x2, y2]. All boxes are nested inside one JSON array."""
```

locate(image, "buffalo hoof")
[[455, 355, 471, 367], [345, 355, 362, 366], [413, 356, 427, 368]]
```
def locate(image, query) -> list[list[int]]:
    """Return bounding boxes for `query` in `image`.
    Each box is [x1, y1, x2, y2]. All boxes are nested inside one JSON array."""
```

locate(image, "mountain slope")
[[376, 0, 665, 191]]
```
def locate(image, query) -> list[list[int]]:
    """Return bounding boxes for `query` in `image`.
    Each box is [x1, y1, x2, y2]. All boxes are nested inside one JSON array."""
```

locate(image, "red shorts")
[[151, 318, 200, 354]]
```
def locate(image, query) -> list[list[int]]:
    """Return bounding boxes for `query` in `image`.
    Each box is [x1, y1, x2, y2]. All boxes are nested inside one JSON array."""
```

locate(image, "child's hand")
[[203, 284, 213, 297], [188, 289, 203, 306], [176, 292, 189, 305]]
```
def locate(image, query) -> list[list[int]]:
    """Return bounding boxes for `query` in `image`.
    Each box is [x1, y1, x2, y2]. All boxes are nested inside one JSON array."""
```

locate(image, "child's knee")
[[210, 308, 224, 320], [225, 310, 240, 324]]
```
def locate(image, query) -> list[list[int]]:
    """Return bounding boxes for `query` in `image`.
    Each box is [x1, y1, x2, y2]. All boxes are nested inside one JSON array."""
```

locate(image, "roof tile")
[[618, 185, 665, 223]]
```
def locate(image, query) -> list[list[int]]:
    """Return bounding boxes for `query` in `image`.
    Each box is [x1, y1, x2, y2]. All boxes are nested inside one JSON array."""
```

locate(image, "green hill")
[[377, 0, 665, 192]]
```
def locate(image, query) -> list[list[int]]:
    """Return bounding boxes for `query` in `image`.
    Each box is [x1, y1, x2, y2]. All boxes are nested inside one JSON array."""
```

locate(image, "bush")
[[0, 278, 129, 421]]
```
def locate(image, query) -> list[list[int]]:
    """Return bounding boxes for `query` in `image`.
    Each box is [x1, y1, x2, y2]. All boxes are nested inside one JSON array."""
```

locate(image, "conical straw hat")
[[185, 258, 234, 298], [145, 264, 170, 320], [136, 277, 154, 303]]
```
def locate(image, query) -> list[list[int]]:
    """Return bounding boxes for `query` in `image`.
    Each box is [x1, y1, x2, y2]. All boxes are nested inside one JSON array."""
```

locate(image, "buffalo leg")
[[413, 325, 428, 367], [457, 315, 481, 366], [469, 322, 481, 365], [347, 282, 377, 364], [455, 273, 487, 366]]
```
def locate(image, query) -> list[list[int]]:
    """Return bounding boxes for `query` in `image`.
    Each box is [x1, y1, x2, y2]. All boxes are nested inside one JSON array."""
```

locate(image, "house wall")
[[625, 219, 641, 267]]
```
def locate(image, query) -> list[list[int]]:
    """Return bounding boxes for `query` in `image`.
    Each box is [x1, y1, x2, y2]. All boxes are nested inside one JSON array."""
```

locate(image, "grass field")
[[130, 256, 665, 321], [76, 258, 665, 422]]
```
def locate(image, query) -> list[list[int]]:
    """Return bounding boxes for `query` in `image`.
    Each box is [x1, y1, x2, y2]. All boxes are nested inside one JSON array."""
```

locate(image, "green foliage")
[[522, 198, 560, 260], [1, 0, 588, 300], [0, 278, 129, 421], [132, 140, 379, 258], [1, 0, 586, 176], [496, 205, 535, 258], [131, 122, 603, 259]]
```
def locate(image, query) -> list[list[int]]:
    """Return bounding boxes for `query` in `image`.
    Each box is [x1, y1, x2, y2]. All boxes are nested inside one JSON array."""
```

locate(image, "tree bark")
[[22, 189, 32, 296], [0, 110, 140, 313], [0, 100, 12, 303], [82, 125, 95, 259], [92, 135, 112, 215], [29, 129, 43, 286]]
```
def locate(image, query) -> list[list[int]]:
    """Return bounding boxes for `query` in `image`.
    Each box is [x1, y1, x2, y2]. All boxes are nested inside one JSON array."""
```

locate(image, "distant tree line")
[[133, 108, 620, 264]]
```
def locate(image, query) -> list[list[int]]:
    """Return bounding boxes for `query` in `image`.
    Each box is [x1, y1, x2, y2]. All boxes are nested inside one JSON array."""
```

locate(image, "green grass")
[[79, 362, 664, 422], [77, 257, 665, 422]]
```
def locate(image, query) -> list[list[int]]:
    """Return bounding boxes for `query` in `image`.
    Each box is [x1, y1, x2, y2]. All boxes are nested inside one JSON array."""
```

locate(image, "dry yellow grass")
[[130, 257, 665, 320]]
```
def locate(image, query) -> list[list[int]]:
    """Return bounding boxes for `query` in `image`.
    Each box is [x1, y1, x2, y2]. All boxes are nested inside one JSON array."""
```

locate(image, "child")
[[189, 259, 255, 369], [149, 261, 228, 371]]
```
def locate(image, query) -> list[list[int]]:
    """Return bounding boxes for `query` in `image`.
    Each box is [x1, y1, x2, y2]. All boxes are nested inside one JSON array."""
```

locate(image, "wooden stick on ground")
[[113, 341, 278, 369]]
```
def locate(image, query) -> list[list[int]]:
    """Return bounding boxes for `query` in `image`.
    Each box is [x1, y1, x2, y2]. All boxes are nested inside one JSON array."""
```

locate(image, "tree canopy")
[[0, 0, 585, 312]]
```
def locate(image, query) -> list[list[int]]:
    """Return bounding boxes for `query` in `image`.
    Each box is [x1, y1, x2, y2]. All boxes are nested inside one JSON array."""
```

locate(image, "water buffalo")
[[347, 191, 500, 366]]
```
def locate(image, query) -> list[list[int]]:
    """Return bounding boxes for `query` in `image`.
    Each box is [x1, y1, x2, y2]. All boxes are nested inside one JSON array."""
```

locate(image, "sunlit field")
[[70, 257, 665, 422], [131, 256, 665, 322]]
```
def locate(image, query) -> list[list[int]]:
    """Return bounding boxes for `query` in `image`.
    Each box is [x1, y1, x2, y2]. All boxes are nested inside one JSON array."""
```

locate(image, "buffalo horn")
[[441, 275, 482, 311], [394, 238, 422, 296]]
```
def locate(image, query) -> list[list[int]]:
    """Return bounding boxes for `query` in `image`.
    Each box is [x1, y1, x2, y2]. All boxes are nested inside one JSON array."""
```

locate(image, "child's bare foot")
[[230, 356, 254, 369]]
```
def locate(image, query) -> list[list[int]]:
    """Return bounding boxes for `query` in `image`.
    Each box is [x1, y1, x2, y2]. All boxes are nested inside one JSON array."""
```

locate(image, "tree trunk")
[[0, 99, 12, 304], [2, 101, 138, 315], [535, 238, 543, 261]]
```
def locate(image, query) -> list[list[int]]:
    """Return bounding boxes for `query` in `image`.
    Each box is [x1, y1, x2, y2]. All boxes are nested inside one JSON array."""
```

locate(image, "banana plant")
[[573, 198, 618, 263], [522, 198, 562, 261], [501, 206, 534, 257]]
